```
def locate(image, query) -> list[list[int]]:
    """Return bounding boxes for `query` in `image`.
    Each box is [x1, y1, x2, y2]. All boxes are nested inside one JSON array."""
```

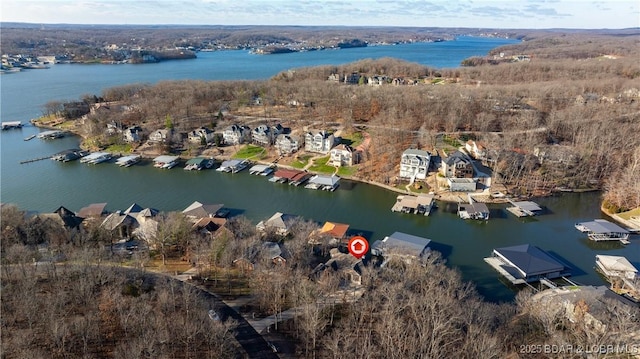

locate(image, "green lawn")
[[340, 131, 364, 147], [291, 154, 312, 169], [337, 166, 357, 177], [106, 143, 133, 154], [308, 156, 335, 174], [233, 144, 265, 159], [617, 207, 640, 220]]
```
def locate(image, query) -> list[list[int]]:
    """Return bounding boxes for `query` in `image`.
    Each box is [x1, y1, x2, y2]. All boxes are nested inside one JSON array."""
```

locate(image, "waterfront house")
[[399, 149, 431, 181], [533, 144, 578, 166], [371, 231, 432, 263], [182, 201, 224, 222], [192, 217, 228, 239], [101, 211, 138, 238], [312, 248, 363, 286], [251, 124, 283, 146], [447, 178, 477, 192], [36, 206, 84, 230], [222, 124, 251, 145], [275, 134, 301, 155], [305, 130, 336, 154], [256, 212, 300, 236], [330, 144, 358, 167], [442, 151, 474, 178], [123, 126, 142, 143], [77, 202, 108, 219], [310, 221, 350, 246], [188, 127, 214, 144], [148, 129, 171, 143], [484, 244, 569, 284]]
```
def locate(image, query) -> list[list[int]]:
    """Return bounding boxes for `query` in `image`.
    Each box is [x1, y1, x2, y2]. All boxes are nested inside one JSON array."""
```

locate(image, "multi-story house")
[[442, 151, 474, 178], [123, 126, 142, 143], [305, 130, 336, 154], [222, 124, 251, 145], [275, 134, 301, 155], [188, 127, 215, 144], [465, 140, 487, 159], [148, 129, 170, 143], [330, 144, 358, 167], [399, 149, 431, 180], [252, 123, 283, 146]]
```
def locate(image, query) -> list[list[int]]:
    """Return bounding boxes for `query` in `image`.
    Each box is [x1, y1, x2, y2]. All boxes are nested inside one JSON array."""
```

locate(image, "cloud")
[[524, 4, 570, 17]]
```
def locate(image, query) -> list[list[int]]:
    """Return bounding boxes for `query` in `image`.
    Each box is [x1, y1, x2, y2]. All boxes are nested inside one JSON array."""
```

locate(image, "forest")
[[56, 32, 640, 212], [2, 202, 638, 358]]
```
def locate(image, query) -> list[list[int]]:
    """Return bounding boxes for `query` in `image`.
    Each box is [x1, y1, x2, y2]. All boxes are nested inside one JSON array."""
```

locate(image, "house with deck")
[[442, 151, 474, 178], [305, 130, 336, 154], [182, 201, 224, 222], [188, 127, 214, 144], [330, 144, 358, 167], [275, 134, 301, 155], [222, 124, 251, 145], [256, 212, 300, 236], [399, 149, 431, 181], [148, 129, 171, 143]]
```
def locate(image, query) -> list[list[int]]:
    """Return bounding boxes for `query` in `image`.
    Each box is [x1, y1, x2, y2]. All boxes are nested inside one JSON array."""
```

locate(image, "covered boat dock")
[[391, 194, 435, 216], [305, 174, 340, 191], [506, 199, 543, 217], [484, 244, 570, 285], [270, 169, 312, 186], [574, 219, 630, 243]]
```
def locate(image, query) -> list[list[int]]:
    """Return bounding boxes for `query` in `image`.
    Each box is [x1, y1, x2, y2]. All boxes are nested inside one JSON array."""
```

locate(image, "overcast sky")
[[1, 0, 639, 29]]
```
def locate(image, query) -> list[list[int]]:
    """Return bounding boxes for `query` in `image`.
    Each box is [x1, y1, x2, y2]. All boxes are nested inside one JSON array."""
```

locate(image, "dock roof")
[[308, 174, 340, 186], [512, 201, 543, 212], [274, 168, 308, 182], [186, 157, 208, 165], [397, 194, 434, 209], [596, 255, 638, 273], [494, 244, 565, 277], [576, 219, 629, 234], [153, 155, 179, 163], [373, 231, 432, 258]]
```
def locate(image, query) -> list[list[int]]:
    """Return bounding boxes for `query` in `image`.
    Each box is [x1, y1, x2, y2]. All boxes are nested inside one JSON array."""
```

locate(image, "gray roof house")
[[442, 151, 473, 178], [222, 124, 251, 145], [256, 212, 300, 236], [188, 127, 215, 144], [182, 201, 224, 221], [275, 134, 301, 155]]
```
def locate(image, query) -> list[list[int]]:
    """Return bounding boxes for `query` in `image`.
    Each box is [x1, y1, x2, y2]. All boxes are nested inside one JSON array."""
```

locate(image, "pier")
[[20, 155, 53, 164]]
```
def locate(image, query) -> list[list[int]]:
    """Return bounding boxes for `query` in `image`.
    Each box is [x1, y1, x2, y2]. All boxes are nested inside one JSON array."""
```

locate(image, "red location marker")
[[348, 236, 369, 259]]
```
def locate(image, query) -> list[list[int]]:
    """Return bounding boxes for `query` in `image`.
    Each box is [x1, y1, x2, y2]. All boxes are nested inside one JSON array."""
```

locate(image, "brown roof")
[[77, 203, 108, 218], [320, 221, 350, 238], [274, 168, 306, 180]]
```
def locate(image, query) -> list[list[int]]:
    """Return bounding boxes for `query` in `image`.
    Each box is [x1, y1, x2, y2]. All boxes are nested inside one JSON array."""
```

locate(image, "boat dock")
[[1, 121, 22, 130], [305, 174, 340, 191], [270, 168, 312, 186], [505, 199, 543, 217], [37, 130, 65, 139], [391, 194, 435, 216], [249, 164, 274, 176], [20, 155, 53, 164], [574, 219, 631, 243]]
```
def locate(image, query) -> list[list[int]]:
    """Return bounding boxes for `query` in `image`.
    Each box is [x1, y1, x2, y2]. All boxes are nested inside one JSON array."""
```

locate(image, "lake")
[[2, 37, 637, 302]]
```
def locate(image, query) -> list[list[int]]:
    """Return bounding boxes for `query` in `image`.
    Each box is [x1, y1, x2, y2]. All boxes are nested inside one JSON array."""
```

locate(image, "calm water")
[[2, 37, 638, 302]]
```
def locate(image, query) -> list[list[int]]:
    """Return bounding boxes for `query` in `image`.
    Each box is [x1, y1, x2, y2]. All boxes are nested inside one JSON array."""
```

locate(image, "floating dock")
[[391, 194, 435, 216], [574, 219, 630, 243], [505, 199, 543, 217]]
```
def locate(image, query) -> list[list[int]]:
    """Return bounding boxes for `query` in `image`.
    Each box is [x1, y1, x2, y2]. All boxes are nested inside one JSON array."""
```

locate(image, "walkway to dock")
[[20, 155, 52, 164]]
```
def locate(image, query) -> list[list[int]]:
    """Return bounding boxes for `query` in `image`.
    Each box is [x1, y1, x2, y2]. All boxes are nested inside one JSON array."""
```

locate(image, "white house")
[[305, 130, 336, 154], [148, 129, 170, 143], [399, 149, 431, 180], [222, 124, 251, 145], [123, 126, 142, 143], [275, 134, 301, 155], [330, 144, 358, 167], [465, 140, 487, 159]]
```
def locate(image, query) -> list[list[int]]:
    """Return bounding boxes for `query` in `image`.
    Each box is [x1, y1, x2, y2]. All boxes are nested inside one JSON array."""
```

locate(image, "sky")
[[1, 0, 639, 29]]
